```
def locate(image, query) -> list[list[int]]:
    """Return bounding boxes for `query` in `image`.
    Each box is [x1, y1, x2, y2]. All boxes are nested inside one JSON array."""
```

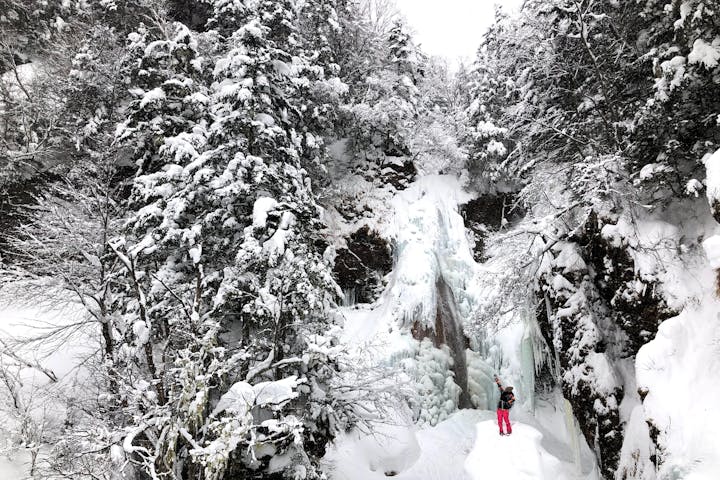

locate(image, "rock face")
[[460, 194, 508, 230], [537, 211, 674, 478], [460, 193, 521, 261], [579, 212, 675, 356], [435, 276, 472, 409], [332, 226, 393, 304], [539, 269, 625, 478], [381, 157, 417, 191]]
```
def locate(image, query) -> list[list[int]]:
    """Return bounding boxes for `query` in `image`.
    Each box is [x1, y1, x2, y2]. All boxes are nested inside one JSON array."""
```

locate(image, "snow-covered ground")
[[0, 450, 32, 480], [326, 402, 599, 479]]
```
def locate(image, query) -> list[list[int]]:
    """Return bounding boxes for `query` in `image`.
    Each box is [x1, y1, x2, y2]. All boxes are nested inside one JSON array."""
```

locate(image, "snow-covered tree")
[[110, 2, 358, 477]]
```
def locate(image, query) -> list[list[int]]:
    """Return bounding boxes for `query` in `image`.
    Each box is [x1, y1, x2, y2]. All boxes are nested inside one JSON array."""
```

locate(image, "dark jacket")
[[496, 384, 515, 410]]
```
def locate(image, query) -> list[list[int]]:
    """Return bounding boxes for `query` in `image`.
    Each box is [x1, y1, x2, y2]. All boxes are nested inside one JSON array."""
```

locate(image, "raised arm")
[[494, 375, 503, 392]]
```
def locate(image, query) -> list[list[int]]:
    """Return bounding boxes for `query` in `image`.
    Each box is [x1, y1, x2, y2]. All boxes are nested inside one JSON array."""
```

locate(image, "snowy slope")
[[327, 400, 599, 479], [466, 421, 571, 480]]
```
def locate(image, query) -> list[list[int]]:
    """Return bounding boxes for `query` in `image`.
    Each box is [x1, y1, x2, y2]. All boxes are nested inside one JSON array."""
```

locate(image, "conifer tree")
[[113, 1, 356, 477]]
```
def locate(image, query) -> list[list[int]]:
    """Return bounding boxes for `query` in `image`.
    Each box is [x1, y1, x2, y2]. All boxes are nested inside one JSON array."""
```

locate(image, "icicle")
[[341, 288, 357, 307], [550, 304, 583, 477], [542, 291, 585, 476], [563, 397, 583, 477], [520, 325, 535, 412]]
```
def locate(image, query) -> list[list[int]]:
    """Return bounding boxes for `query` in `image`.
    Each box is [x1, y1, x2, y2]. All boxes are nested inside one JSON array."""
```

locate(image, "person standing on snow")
[[494, 375, 515, 436]]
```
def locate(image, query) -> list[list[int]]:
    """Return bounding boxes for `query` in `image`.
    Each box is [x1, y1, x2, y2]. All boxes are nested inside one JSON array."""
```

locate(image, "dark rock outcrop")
[[579, 211, 675, 355], [380, 157, 416, 190], [332, 226, 392, 304], [460, 193, 522, 261]]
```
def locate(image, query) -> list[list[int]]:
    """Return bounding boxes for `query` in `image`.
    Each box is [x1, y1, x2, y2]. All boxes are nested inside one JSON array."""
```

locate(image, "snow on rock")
[[582, 351, 619, 396], [263, 211, 295, 259], [138, 87, 166, 108], [639, 163, 674, 181], [552, 242, 587, 274], [254, 376, 300, 406], [702, 235, 720, 269], [254, 112, 275, 127], [486, 139, 507, 156], [188, 245, 202, 264], [132, 320, 150, 345], [685, 178, 703, 197], [636, 296, 720, 479], [598, 206, 713, 310], [616, 406, 657, 480]]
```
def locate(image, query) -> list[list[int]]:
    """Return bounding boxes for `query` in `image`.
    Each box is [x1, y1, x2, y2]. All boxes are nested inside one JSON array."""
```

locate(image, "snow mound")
[[327, 418, 421, 479], [328, 412, 588, 480], [465, 421, 570, 480], [688, 38, 720, 69], [636, 296, 720, 479]]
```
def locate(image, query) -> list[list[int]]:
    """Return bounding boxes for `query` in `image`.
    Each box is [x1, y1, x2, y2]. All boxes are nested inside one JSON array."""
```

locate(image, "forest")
[[1, 1, 719, 479]]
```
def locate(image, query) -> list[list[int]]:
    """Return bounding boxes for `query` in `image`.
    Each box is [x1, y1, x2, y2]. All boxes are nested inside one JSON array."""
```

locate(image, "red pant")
[[497, 408, 511, 434]]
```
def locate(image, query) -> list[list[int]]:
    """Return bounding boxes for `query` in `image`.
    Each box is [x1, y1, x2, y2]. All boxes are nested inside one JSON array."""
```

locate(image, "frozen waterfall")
[[330, 175, 600, 480]]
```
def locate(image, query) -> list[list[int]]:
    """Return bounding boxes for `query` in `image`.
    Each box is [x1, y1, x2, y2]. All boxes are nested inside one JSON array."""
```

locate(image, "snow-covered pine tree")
[[630, 0, 720, 204], [117, 21, 211, 176], [464, 18, 513, 191], [294, 0, 348, 177], [387, 19, 420, 82], [328, 0, 388, 98], [113, 1, 356, 478], [343, 17, 422, 166]]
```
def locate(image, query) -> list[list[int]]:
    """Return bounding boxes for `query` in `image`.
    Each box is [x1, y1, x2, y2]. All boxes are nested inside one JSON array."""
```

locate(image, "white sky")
[[395, 0, 524, 63]]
